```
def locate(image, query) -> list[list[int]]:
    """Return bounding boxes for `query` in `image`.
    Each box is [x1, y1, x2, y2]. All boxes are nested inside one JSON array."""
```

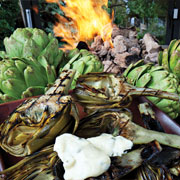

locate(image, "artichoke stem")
[[130, 122, 180, 149]]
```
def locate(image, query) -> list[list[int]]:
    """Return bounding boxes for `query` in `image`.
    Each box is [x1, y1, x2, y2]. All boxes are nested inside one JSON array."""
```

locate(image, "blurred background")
[[0, 0, 179, 50]]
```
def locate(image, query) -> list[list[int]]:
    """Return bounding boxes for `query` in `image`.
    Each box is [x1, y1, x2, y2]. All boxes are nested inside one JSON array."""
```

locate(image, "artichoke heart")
[[0, 70, 79, 157], [0, 145, 62, 180]]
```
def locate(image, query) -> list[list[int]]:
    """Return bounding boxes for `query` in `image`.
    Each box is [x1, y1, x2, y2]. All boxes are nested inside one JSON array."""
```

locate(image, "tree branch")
[[109, 3, 127, 8]]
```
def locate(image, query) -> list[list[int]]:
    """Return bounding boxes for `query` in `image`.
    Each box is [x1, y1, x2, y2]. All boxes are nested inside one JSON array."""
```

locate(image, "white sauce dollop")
[[54, 133, 133, 180]]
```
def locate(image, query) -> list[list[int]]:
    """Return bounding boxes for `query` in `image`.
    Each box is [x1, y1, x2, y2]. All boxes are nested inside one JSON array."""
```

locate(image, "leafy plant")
[[38, 0, 64, 46], [0, 0, 21, 51]]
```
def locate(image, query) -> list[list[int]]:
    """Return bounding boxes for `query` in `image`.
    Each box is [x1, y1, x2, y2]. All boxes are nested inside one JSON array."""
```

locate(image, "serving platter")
[[0, 95, 180, 173]]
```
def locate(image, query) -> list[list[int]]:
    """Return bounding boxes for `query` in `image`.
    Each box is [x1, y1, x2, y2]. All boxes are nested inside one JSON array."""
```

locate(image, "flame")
[[32, 5, 39, 14], [46, 0, 113, 50]]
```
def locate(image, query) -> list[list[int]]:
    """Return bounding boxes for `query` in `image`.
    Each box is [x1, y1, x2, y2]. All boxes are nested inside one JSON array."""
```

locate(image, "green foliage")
[[127, 0, 158, 19], [0, 0, 21, 51], [38, 0, 64, 46], [108, 0, 167, 44]]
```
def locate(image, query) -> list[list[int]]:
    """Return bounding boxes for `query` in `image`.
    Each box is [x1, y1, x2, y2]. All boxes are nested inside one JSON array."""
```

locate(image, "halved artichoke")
[[0, 70, 79, 157], [0, 145, 61, 180]]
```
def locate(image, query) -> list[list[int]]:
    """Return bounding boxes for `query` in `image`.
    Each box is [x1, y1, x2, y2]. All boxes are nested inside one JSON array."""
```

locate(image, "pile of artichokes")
[[0, 28, 64, 103], [0, 28, 103, 103], [123, 60, 180, 119]]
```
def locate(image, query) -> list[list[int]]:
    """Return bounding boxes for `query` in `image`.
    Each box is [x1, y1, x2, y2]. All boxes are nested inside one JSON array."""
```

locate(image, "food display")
[[0, 26, 180, 180], [0, 28, 103, 103]]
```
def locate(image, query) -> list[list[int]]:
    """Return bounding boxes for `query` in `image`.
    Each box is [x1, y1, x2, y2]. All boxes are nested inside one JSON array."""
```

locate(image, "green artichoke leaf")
[[14, 58, 28, 73], [169, 50, 180, 72], [61, 52, 81, 71], [72, 60, 86, 74], [83, 64, 94, 74], [173, 59, 180, 79], [53, 49, 64, 68], [136, 73, 151, 87], [85, 56, 104, 72], [4, 36, 23, 57], [22, 57, 48, 84], [0, 92, 17, 103], [45, 65, 57, 84], [65, 52, 81, 66], [38, 38, 59, 67], [24, 65, 47, 87], [0, 51, 6, 59], [22, 38, 42, 58], [21, 86, 45, 98], [1, 79, 27, 99], [167, 39, 177, 55], [11, 28, 32, 44], [161, 48, 170, 71], [158, 51, 163, 65], [31, 28, 49, 49], [0, 60, 24, 81], [168, 39, 180, 56], [66, 48, 80, 60], [124, 62, 152, 86], [123, 59, 145, 77], [80, 49, 92, 56]]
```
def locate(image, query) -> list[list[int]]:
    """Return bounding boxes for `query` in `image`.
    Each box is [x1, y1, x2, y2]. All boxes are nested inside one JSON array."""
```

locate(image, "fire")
[[32, 5, 39, 14], [46, 0, 113, 50]]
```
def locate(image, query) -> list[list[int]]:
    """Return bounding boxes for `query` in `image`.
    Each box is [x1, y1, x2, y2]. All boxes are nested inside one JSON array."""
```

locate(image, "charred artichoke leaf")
[[138, 102, 164, 132], [0, 70, 79, 157], [137, 164, 173, 180], [0, 145, 61, 180], [75, 108, 180, 149], [170, 163, 180, 176], [74, 72, 180, 114]]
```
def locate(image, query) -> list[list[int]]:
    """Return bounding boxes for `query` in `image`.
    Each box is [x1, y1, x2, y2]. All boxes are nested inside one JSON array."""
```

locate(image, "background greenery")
[[0, 0, 168, 51], [0, 0, 22, 50]]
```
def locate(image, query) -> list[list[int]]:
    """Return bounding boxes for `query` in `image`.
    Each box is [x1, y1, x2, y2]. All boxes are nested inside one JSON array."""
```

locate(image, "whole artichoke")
[[123, 60, 180, 119], [2, 28, 64, 84], [3, 28, 63, 68], [158, 39, 180, 79], [0, 57, 54, 103], [60, 48, 104, 89]]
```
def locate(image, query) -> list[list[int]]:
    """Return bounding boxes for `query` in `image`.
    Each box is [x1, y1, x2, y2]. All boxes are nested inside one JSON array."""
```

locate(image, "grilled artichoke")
[[60, 48, 104, 89], [0, 70, 79, 157], [74, 72, 180, 115], [0, 145, 61, 180], [123, 60, 180, 119], [0, 57, 56, 103]]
